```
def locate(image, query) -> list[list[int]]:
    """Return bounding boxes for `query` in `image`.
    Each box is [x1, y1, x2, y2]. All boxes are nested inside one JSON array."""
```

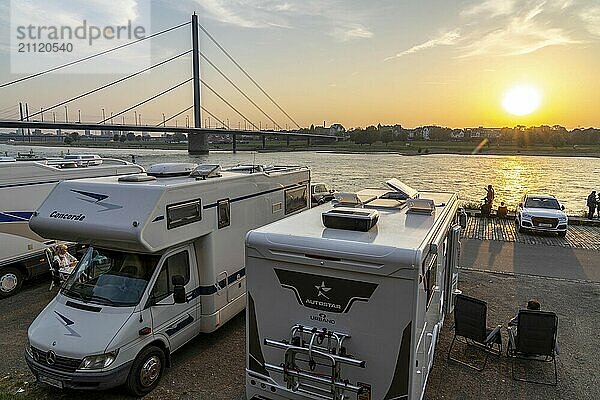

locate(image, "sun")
[[502, 85, 542, 116]]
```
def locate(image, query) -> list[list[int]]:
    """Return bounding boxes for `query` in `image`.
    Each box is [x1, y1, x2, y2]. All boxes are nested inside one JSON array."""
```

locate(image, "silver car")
[[516, 194, 568, 236]]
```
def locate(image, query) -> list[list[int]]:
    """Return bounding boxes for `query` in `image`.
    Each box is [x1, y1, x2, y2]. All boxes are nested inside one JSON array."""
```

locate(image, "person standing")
[[587, 191, 597, 219]]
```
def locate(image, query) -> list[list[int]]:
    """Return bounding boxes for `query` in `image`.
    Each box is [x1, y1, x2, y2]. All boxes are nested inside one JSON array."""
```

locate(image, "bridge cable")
[[98, 78, 192, 124], [0, 21, 190, 89], [156, 105, 194, 126], [197, 23, 301, 129], [27, 50, 192, 120], [200, 53, 282, 130], [200, 106, 226, 128], [200, 79, 259, 130]]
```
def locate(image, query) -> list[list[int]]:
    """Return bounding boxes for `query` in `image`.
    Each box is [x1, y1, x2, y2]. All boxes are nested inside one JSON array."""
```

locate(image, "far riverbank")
[[4, 140, 600, 158]]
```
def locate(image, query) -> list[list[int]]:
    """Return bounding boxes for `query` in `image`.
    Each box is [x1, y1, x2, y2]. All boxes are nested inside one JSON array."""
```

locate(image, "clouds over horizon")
[[386, 0, 595, 61], [187, 0, 374, 42]]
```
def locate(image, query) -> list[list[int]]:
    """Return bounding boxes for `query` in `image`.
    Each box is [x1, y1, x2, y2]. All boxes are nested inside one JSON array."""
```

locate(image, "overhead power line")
[[98, 78, 192, 124], [0, 21, 190, 89], [197, 23, 301, 129], [27, 50, 191, 120], [200, 52, 281, 130]]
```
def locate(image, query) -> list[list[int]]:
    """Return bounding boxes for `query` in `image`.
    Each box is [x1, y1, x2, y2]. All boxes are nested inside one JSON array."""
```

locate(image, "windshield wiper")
[[61, 287, 86, 302], [88, 294, 116, 306]]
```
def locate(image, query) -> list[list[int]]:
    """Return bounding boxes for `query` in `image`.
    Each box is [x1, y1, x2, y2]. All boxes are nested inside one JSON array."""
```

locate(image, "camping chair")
[[448, 294, 502, 371], [46, 247, 72, 291], [507, 310, 558, 386]]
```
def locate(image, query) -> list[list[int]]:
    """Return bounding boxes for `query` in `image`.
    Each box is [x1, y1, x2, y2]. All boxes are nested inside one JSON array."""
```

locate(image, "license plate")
[[38, 373, 64, 388], [539, 223, 552, 227]]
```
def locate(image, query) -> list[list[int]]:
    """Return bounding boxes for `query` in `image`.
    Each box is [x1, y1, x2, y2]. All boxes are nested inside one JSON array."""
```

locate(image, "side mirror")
[[518, 202, 523, 208], [561, 205, 565, 210], [172, 275, 186, 304]]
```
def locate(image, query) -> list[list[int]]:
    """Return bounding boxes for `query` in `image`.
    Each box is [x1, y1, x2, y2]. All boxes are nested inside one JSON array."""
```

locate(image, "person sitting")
[[53, 244, 78, 271], [497, 202, 508, 218], [508, 299, 541, 328]]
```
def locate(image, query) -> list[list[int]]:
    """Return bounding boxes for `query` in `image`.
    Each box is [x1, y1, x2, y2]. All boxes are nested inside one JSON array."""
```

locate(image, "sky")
[[0, 0, 598, 130]]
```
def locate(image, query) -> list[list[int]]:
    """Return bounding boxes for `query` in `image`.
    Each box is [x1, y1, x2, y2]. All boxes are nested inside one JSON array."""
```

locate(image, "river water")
[[2, 144, 598, 215]]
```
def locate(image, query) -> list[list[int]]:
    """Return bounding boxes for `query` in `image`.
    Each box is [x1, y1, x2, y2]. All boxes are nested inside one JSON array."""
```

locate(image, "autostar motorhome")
[[0, 155, 144, 297], [26, 163, 310, 396], [245, 179, 463, 400]]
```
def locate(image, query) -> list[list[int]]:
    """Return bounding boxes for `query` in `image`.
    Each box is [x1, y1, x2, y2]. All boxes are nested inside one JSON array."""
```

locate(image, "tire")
[[125, 345, 166, 397], [0, 267, 23, 298], [558, 231, 566, 237], [517, 221, 525, 234]]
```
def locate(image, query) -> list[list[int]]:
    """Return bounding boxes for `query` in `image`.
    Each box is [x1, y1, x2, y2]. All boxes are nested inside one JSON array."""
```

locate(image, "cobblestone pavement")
[[461, 216, 600, 250]]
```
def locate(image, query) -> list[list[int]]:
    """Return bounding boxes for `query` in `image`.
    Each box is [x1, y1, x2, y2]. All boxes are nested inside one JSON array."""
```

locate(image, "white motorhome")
[[245, 179, 463, 400], [0, 156, 144, 297], [26, 163, 310, 396]]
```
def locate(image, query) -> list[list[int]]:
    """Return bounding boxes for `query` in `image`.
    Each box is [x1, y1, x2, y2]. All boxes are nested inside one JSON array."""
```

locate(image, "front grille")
[[31, 347, 82, 373], [531, 217, 558, 228]]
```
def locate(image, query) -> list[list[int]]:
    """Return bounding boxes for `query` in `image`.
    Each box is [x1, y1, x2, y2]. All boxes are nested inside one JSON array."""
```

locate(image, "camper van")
[[245, 179, 462, 400], [0, 156, 144, 297], [26, 163, 310, 396]]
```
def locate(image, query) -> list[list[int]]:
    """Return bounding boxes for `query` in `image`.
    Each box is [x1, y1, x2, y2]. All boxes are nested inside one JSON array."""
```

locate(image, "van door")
[[149, 246, 199, 352]]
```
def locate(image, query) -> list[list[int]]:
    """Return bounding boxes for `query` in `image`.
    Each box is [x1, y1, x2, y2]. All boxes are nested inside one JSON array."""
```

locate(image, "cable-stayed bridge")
[[0, 14, 337, 154]]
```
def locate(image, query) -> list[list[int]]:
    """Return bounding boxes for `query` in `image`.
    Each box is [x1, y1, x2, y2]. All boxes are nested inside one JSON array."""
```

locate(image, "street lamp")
[[40, 107, 44, 122], [101, 108, 105, 123], [78, 109, 81, 123], [134, 111, 138, 126], [64, 106, 68, 122]]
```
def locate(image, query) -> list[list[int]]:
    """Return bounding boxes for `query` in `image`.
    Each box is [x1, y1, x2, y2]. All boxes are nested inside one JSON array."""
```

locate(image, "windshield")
[[61, 247, 160, 307], [524, 197, 561, 210]]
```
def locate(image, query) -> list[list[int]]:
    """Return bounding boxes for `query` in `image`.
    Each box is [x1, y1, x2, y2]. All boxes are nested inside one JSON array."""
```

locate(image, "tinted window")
[[285, 186, 308, 214], [525, 197, 560, 209], [151, 251, 190, 302]]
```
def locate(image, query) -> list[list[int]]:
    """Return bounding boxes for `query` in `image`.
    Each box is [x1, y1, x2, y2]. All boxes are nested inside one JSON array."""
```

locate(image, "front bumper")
[[25, 351, 132, 390], [520, 219, 567, 233]]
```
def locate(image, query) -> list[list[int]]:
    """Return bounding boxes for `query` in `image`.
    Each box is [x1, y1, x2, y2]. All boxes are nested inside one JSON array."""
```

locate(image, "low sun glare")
[[502, 85, 542, 116]]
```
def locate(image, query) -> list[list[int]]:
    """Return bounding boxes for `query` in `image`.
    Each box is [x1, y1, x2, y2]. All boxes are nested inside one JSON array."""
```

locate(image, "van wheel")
[[126, 345, 166, 396], [0, 267, 23, 298], [558, 231, 566, 237]]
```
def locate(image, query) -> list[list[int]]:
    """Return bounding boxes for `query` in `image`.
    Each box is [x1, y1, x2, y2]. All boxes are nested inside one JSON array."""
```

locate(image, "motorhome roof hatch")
[[385, 178, 419, 199], [322, 207, 379, 231], [190, 164, 221, 179], [147, 163, 198, 177]]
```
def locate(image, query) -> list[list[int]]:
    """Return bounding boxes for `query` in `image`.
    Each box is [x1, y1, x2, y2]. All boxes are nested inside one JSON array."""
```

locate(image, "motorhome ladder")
[[263, 324, 366, 400]]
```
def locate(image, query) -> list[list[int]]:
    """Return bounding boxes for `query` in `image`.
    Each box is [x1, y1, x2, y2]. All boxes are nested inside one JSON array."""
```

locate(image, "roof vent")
[[147, 163, 198, 177], [322, 207, 379, 232], [385, 178, 419, 199], [332, 192, 377, 206], [406, 198, 435, 215], [118, 174, 157, 182], [190, 164, 221, 179]]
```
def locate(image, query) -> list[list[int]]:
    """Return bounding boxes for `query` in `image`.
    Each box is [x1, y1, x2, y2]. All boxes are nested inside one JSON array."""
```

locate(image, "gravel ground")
[[1, 270, 598, 400]]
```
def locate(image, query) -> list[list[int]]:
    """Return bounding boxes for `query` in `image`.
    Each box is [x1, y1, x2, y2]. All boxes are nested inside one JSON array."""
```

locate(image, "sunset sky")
[[0, 0, 598, 130]]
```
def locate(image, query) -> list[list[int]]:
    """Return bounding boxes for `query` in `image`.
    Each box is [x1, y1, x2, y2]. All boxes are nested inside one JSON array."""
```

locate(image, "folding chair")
[[448, 294, 502, 371], [507, 310, 558, 386]]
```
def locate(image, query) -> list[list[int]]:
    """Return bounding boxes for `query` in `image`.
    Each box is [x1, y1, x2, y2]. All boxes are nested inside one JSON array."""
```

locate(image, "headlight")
[[521, 213, 531, 219], [25, 338, 33, 357], [559, 216, 568, 222], [79, 349, 119, 370]]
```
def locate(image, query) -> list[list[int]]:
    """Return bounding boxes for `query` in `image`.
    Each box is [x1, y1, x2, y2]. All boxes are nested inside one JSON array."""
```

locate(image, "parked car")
[[515, 194, 568, 236], [310, 182, 335, 206]]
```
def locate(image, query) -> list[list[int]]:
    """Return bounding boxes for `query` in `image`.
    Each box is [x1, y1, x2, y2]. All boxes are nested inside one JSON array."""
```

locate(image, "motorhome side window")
[[284, 186, 308, 214], [423, 253, 437, 310], [217, 199, 231, 229], [151, 251, 190, 302], [167, 199, 202, 229]]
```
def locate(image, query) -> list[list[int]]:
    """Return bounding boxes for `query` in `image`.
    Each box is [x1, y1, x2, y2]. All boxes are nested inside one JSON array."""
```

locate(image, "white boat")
[[0, 155, 144, 297]]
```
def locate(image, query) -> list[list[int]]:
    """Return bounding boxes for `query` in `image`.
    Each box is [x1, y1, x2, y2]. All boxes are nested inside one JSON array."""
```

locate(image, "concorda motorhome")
[[26, 163, 310, 396], [245, 179, 463, 400], [0, 156, 144, 297]]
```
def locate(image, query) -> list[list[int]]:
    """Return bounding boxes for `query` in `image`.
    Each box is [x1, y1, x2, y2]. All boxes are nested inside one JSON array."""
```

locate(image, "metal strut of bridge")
[[0, 14, 336, 154]]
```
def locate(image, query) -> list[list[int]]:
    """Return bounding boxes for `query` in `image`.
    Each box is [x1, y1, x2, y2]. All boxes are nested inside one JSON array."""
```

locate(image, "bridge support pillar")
[[232, 134, 237, 153], [188, 132, 209, 155], [286, 136, 290, 147], [262, 135, 266, 149]]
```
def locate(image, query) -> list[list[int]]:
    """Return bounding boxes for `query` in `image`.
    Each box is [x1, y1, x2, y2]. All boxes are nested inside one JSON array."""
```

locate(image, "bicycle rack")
[[263, 324, 366, 400]]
